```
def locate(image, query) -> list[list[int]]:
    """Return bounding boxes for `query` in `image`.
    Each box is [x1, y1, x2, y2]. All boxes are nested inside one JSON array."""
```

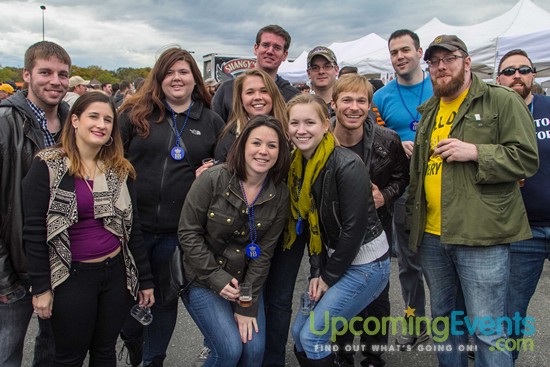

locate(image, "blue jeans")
[[507, 226, 550, 361], [291, 259, 390, 360], [0, 284, 55, 367], [184, 286, 266, 367], [420, 233, 512, 367], [263, 236, 306, 366], [121, 231, 179, 365]]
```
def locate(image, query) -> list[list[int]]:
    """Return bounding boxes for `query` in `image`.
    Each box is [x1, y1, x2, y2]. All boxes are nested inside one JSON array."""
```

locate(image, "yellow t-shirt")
[[424, 88, 469, 235]]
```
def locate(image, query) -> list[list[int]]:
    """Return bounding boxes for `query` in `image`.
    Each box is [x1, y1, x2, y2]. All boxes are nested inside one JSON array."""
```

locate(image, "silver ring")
[[145, 299, 149, 303], [33, 310, 38, 314]]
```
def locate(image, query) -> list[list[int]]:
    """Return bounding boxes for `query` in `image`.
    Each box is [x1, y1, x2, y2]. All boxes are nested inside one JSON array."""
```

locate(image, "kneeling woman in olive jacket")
[[178, 115, 290, 367]]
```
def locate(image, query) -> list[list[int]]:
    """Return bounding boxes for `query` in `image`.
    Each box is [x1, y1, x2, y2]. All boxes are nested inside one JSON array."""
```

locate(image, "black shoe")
[[335, 353, 354, 367], [309, 353, 337, 367], [395, 327, 430, 348], [143, 356, 165, 367], [119, 334, 143, 367], [294, 346, 312, 367]]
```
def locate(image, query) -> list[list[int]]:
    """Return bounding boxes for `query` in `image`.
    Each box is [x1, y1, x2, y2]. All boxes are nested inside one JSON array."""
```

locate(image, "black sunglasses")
[[499, 66, 535, 76]]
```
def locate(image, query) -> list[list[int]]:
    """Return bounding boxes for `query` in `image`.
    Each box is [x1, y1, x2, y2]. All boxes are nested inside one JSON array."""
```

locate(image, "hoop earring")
[[104, 136, 113, 146]]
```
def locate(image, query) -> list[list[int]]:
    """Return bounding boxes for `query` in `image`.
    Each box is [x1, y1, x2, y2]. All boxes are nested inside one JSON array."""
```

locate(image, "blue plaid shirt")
[[26, 98, 57, 147]]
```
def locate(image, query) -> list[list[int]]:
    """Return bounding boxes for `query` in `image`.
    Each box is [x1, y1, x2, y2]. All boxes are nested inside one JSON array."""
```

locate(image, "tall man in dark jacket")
[[496, 48, 550, 363], [407, 35, 538, 367], [0, 41, 71, 367], [332, 74, 409, 367], [212, 24, 299, 122]]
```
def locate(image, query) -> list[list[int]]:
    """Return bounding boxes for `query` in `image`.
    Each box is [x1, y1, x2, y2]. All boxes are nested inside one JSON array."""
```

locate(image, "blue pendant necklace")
[[396, 71, 425, 132], [166, 102, 193, 160], [239, 178, 267, 259]]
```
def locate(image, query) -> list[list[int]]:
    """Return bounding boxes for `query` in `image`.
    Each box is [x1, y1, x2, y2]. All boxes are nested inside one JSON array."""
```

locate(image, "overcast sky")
[[1, 0, 549, 72]]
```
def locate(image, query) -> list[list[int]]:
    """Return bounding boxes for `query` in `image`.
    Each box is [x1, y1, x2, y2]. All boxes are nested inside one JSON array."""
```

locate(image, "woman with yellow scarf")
[[285, 94, 390, 366]]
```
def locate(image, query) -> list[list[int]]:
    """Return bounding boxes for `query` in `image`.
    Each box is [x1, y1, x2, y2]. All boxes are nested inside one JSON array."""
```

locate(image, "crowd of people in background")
[[0, 21, 548, 367]]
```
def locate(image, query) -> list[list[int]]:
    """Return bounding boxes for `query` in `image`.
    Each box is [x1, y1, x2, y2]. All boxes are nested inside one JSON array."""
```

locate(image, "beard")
[[508, 80, 532, 99], [432, 63, 466, 98]]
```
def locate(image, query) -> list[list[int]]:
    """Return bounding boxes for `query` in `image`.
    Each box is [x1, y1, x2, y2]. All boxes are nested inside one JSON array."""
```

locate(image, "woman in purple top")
[[22, 92, 154, 366]]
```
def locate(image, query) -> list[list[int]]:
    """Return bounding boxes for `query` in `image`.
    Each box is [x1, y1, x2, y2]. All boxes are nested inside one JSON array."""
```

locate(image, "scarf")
[[284, 133, 335, 254]]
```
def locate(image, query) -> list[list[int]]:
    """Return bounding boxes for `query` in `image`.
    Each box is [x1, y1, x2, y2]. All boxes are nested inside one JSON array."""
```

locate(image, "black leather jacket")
[[363, 121, 409, 230], [310, 146, 384, 286], [0, 91, 68, 295]]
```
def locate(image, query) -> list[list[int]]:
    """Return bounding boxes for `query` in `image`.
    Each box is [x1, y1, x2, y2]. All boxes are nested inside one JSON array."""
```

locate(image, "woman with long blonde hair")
[[215, 68, 287, 162]]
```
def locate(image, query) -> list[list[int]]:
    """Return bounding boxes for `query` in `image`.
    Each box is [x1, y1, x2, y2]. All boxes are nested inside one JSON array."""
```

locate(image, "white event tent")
[[353, 0, 550, 78], [278, 33, 387, 83], [280, 0, 550, 82]]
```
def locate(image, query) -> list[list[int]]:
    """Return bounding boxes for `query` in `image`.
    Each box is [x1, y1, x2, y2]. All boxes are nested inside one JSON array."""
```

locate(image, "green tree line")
[[0, 65, 152, 84]]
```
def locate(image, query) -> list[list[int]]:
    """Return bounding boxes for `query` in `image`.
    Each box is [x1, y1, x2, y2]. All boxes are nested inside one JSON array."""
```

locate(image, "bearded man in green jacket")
[[406, 35, 538, 367]]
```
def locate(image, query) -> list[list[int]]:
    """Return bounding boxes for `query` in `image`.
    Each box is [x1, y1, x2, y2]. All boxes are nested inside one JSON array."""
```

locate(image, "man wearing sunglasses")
[[406, 35, 538, 367], [497, 49, 550, 364]]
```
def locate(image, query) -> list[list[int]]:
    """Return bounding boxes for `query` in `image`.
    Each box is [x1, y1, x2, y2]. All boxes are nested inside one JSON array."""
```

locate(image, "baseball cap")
[[307, 46, 337, 67], [69, 76, 90, 88], [424, 35, 469, 61], [0, 83, 15, 95]]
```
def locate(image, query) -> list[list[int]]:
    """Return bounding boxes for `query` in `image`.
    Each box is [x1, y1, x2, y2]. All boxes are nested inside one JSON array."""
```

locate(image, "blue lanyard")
[[166, 102, 193, 148], [239, 178, 267, 247], [396, 72, 425, 123]]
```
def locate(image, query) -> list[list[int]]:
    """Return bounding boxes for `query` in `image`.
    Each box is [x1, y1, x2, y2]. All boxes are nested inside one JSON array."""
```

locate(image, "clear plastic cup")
[[300, 290, 317, 315], [130, 304, 153, 325]]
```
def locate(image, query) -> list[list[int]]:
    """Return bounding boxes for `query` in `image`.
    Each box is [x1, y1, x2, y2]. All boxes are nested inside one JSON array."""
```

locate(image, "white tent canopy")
[[353, 0, 550, 78], [278, 33, 387, 83]]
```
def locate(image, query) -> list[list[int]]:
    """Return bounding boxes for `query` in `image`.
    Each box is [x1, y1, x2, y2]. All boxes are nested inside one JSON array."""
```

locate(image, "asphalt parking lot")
[[23, 257, 550, 366]]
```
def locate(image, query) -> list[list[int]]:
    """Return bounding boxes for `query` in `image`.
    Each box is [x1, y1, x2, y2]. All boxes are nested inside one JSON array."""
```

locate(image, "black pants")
[[263, 236, 307, 367], [51, 253, 132, 367]]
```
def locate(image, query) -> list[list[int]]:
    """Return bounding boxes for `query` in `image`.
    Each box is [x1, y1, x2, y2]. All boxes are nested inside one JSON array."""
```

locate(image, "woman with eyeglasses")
[[117, 47, 225, 367]]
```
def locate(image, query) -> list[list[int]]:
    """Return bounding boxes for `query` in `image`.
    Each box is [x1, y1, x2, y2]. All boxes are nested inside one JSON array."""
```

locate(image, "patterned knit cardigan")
[[38, 149, 140, 297]]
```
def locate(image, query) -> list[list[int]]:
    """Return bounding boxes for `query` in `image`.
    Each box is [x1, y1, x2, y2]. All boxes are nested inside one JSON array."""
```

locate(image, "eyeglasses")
[[498, 66, 534, 76], [309, 64, 335, 72], [427, 55, 464, 67]]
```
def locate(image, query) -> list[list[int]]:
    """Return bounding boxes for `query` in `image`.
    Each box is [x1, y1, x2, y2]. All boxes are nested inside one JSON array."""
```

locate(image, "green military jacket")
[[178, 164, 289, 317], [406, 73, 539, 251]]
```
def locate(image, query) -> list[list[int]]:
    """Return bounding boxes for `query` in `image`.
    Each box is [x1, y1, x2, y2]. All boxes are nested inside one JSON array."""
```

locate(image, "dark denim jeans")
[[262, 237, 306, 367], [121, 231, 179, 365], [0, 284, 55, 367], [393, 192, 426, 318], [420, 233, 513, 367], [507, 226, 550, 361]]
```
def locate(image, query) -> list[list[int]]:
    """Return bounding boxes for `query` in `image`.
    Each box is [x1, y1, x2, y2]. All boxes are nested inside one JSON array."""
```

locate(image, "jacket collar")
[[226, 172, 278, 210]]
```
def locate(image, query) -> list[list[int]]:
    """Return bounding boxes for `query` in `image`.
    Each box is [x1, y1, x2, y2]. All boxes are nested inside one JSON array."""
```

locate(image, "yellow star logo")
[[404, 306, 416, 318]]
